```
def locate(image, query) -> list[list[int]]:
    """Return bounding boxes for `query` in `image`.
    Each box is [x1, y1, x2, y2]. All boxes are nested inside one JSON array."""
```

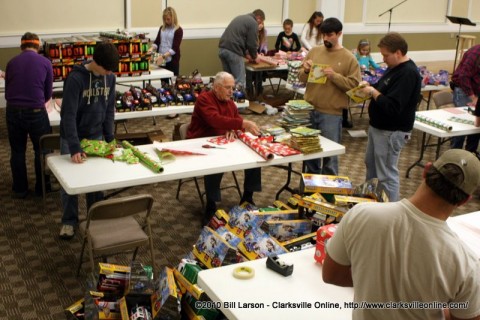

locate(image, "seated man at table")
[[323, 149, 480, 320], [187, 71, 262, 226]]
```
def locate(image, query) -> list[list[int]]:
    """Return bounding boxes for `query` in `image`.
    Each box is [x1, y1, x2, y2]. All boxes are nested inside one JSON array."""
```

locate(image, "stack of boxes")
[[43, 32, 151, 82]]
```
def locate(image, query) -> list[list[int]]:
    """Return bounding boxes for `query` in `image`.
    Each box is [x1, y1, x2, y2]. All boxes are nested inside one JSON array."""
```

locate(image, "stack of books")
[[289, 126, 322, 154], [277, 100, 314, 129]]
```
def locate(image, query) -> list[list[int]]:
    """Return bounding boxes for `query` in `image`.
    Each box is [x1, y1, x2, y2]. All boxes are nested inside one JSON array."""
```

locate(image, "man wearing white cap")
[[323, 149, 480, 320]]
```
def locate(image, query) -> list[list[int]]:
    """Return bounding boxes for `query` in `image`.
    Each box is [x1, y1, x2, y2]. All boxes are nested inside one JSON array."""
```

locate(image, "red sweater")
[[187, 90, 243, 138]]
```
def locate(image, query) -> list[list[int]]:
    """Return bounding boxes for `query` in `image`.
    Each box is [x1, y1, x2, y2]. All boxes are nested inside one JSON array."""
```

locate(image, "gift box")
[[314, 224, 338, 264]]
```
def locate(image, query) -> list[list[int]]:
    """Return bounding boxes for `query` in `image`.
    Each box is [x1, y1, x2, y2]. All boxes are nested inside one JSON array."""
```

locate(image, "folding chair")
[[76, 194, 156, 277]]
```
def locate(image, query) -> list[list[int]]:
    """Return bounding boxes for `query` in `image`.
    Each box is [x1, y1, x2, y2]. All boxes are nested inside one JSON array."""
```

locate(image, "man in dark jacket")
[[59, 42, 119, 239]]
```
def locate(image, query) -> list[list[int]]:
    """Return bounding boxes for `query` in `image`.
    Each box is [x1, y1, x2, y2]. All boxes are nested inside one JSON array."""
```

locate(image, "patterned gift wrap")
[[121, 140, 164, 173], [448, 116, 475, 126], [415, 114, 452, 132]]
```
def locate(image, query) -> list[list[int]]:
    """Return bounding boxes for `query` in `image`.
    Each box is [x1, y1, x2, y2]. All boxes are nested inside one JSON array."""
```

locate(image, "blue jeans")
[[365, 126, 410, 202], [218, 48, 246, 88], [204, 168, 262, 203], [6, 106, 52, 194], [60, 137, 104, 226], [304, 111, 342, 175], [451, 87, 480, 151]]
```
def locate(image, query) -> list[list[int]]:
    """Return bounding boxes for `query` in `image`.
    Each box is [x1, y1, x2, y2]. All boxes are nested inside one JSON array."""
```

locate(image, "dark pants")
[[204, 168, 262, 203], [6, 106, 52, 194], [60, 137, 104, 226], [165, 61, 179, 76]]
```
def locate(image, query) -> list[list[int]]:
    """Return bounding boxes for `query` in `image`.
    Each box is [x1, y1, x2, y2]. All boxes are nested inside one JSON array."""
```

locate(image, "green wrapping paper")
[[80, 139, 116, 157], [121, 140, 164, 173]]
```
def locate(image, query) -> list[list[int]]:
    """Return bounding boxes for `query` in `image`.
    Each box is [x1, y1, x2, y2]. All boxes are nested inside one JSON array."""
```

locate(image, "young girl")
[[355, 39, 380, 72], [275, 19, 301, 52], [300, 11, 324, 50]]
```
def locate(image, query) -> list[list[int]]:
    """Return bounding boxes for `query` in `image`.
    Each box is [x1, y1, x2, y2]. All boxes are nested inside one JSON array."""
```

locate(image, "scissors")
[[202, 144, 226, 149]]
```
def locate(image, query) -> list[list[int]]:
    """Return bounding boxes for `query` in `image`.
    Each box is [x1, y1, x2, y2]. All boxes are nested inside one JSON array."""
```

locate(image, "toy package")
[[307, 64, 329, 84], [254, 209, 299, 223], [238, 228, 288, 260], [261, 219, 313, 242], [90, 291, 122, 319], [353, 178, 389, 202], [299, 193, 348, 218], [192, 227, 239, 268], [226, 205, 262, 238], [151, 267, 180, 320], [281, 232, 317, 252], [314, 224, 338, 264], [333, 195, 376, 208], [301, 173, 354, 195], [215, 226, 242, 247], [97, 263, 131, 296]]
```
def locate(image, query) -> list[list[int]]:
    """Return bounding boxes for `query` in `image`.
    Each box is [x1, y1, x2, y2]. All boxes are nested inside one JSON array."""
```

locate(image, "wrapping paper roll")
[[121, 140, 164, 173], [237, 131, 274, 160], [415, 114, 452, 132]]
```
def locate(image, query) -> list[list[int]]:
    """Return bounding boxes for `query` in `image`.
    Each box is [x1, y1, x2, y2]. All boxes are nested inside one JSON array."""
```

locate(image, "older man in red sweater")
[[187, 71, 261, 225]]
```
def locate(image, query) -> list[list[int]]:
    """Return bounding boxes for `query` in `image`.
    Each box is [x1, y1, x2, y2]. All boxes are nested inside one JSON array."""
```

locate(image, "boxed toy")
[[237, 228, 288, 260], [97, 263, 131, 296], [192, 227, 239, 268], [272, 200, 293, 210], [261, 219, 313, 242], [300, 193, 348, 218], [353, 178, 389, 202], [226, 205, 262, 238], [333, 195, 376, 208], [214, 226, 242, 247], [281, 232, 316, 252], [90, 291, 122, 319], [206, 209, 229, 230], [314, 224, 338, 264], [301, 173, 354, 195], [254, 209, 299, 223], [125, 262, 154, 296], [65, 298, 85, 320], [151, 267, 180, 320], [119, 295, 153, 320], [173, 267, 206, 301]]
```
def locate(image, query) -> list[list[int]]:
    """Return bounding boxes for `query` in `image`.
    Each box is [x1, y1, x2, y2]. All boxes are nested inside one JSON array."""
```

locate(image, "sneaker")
[[59, 225, 75, 239]]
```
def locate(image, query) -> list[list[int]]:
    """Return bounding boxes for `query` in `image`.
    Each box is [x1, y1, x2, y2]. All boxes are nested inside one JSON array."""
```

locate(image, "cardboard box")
[[192, 227, 239, 268], [254, 209, 299, 223], [65, 298, 85, 320], [300, 194, 348, 218], [97, 263, 130, 296], [225, 205, 262, 239], [333, 195, 376, 208], [151, 267, 180, 320], [238, 228, 288, 260], [314, 224, 338, 264], [261, 219, 313, 242], [301, 173, 354, 195], [281, 232, 316, 252]]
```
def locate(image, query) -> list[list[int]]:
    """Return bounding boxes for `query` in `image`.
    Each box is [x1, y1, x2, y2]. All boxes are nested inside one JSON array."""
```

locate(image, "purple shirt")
[[5, 50, 53, 108]]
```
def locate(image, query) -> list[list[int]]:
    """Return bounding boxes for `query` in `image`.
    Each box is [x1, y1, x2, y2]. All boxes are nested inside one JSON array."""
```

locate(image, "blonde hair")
[[162, 7, 179, 30], [357, 39, 371, 56]]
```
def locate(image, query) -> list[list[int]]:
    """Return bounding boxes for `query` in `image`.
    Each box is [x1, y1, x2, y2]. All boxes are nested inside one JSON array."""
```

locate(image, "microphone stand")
[[378, 0, 408, 32]]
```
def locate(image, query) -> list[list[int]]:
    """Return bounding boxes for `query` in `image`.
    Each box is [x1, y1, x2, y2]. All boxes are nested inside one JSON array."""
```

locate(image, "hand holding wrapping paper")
[[121, 140, 164, 173], [80, 139, 116, 159]]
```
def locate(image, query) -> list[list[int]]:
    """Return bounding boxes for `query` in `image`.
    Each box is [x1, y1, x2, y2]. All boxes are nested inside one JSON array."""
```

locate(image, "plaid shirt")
[[452, 44, 480, 97]]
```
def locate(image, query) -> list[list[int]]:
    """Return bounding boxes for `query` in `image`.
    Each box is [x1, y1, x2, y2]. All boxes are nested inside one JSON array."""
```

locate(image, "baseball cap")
[[433, 149, 480, 194]]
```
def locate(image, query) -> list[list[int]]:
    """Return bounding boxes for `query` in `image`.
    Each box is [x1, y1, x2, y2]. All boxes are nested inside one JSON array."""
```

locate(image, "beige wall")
[[1, 0, 479, 76]]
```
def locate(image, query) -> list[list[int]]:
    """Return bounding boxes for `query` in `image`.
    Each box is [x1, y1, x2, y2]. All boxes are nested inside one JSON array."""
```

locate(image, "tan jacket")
[[298, 46, 361, 115]]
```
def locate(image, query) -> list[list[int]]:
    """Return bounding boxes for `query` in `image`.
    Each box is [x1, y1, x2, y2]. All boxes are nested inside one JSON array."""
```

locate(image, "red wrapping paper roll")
[[237, 131, 274, 160]]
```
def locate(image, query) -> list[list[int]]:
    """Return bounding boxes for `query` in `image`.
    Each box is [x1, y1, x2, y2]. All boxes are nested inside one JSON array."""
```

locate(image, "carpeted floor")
[[0, 84, 478, 319]]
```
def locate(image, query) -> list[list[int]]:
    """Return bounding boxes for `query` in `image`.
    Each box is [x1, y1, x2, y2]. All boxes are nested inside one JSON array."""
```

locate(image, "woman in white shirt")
[[300, 11, 324, 50]]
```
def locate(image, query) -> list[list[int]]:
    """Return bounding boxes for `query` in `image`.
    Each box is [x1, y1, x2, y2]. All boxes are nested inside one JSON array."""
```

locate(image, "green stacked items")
[[289, 126, 323, 154], [448, 116, 475, 126], [415, 114, 452, 132], [121, 140, 164, 173], [80, 139, 116, 158]]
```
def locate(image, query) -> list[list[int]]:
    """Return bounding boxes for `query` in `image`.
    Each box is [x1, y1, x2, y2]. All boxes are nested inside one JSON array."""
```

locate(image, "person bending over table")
[[187, 71, 262, 226], [58, 42, 119, 239], [323, 149, 480, 320]]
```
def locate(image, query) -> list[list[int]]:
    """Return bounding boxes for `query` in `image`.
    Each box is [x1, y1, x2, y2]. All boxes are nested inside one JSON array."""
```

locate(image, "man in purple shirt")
[[5, 32, 53, 198]]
